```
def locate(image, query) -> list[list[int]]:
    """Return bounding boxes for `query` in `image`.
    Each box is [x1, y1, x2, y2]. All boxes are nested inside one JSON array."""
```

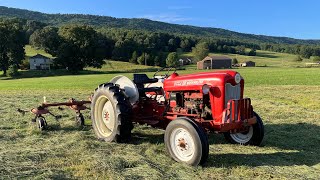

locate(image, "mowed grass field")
[[0, 65, 320, 179], [183, 50, 315, 68]]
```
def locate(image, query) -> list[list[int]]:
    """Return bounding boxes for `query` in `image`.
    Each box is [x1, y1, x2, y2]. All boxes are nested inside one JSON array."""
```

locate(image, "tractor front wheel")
[[224, 111, 264, 146], [164, 118, 209, 166], [91, 83, 133, 143]]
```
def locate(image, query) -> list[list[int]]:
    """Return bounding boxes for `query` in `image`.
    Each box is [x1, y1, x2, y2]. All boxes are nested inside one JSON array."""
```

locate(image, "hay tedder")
[[26, 68, 264, 166], [28, 98, 91, 130]]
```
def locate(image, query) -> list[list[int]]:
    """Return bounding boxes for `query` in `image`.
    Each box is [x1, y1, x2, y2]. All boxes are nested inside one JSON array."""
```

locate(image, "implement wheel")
[[75, 113, 85, 127], [37, 116, 47, 131], [164, 117, 209, 166], [224, 111, 264, 146], [91, 83, 133, 143]]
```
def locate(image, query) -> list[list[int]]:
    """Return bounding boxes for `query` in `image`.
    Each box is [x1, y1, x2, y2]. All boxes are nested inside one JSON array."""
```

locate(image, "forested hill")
[[1, 6, 319, 45]]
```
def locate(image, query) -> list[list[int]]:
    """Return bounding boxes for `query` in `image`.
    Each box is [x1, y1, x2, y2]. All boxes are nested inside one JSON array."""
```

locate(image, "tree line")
[[25, 21, 260, 71], [2, 5, 320, 46], [261, 43, 320, 59], [1, 17, 320, 76], [0, 18, 26, 76]]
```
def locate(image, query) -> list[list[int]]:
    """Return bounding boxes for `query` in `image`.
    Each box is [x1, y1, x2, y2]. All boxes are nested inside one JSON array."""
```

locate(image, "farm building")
[[241, 61, 256, 67], [197, 56, 232, 69], [178, 58, 192, 66], [29, 54, 53, 70]]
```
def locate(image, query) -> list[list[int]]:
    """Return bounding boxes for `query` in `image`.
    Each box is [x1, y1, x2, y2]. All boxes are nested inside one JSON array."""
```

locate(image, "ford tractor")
[[90, 69, 264, 166]]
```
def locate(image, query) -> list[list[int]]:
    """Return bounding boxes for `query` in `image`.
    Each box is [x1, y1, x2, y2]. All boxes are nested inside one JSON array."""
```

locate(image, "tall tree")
[[180, 39, 191, 52], [0, 19, 25, 75], [192, 42, 209, 61], [55, 25, 107, 71], [129, 51, 138, 64], [29, 26, 61, 56], [24, 20, 46, 42], [247, 49, 256, 56], [137, 54, 144, 65], [166, 52, 179, 67]]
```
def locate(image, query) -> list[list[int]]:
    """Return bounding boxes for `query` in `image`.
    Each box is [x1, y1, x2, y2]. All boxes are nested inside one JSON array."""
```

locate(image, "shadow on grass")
[[256, 51, 279, 58], [206, 151, 309, 167], [131, 132, 164, 145], [129, 123, 320, 167], [38, 118, 92, 132], [25, 116, 320, 168], [206, 123, 320, 167], [2, 67, 160, 80]]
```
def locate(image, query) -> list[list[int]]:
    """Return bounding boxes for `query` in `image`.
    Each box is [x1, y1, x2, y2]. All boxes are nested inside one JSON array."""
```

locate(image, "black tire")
[[91, 83, 133, 143], [37, 117, 47, 131], [164, 117, 209, 166], [224, 111, 264, 146], [75, 113, 85, 127]]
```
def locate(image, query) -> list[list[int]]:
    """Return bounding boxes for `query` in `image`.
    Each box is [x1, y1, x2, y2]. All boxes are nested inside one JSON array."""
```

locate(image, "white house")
[[29, 54, 53, 70]]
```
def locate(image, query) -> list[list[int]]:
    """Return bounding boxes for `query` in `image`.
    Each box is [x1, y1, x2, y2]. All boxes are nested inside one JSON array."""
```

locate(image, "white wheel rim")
[[94, 95, 116, 137], [230, 126, 254, 144], [170, 128, 195, 162]]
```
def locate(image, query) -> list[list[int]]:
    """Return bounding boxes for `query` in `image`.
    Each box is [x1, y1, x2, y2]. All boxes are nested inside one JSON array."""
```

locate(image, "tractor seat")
[[133, 74, 158, 84]]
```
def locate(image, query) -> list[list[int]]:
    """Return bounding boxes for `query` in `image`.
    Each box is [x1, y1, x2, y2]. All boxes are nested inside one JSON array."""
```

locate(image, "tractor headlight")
[[202, 84, 210, 94], [235, 73, 241, 84]]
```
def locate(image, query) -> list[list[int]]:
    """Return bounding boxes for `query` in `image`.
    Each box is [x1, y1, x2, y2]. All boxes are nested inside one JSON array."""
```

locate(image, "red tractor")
[[90, 69, 264, 166]]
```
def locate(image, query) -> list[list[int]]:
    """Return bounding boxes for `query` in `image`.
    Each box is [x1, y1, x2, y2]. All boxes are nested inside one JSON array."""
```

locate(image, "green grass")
[[183, 50, 314, 67], [1, 45, 158, 79], [2, 60, 158, 79], [0, 66, 319, 179], [1, 47, 319, 178], [86, 60, 159, 73]]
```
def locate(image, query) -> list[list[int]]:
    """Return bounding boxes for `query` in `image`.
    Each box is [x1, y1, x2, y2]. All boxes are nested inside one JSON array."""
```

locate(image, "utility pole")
[[144, 53, 147, 66]]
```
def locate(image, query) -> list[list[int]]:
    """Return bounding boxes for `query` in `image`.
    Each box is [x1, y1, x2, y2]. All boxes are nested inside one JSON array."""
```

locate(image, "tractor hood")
[[163, 70, 242, 92]]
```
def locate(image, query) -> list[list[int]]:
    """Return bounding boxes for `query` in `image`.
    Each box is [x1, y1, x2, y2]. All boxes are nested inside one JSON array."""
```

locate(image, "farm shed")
[[241, 61, 256, 67], [197, 56, 232, 69], [29, 54, 53, 70]]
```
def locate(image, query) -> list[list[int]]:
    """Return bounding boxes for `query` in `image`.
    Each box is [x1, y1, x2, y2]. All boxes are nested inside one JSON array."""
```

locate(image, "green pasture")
[[25, 45, 53, 58], [183, 50, 314, 67], [0, 47, 319, 179], [0, 65, 319, 179]]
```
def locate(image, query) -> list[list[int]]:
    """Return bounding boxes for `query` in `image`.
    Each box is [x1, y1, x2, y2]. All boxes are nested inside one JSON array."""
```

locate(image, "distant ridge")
[[1, 5, 319, 45]]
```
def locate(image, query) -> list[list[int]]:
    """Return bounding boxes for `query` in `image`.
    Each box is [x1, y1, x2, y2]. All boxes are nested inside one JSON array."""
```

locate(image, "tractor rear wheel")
[[224, 112, 264, 146], [91, 83, 133, 143], [164, 118, 209, 166]]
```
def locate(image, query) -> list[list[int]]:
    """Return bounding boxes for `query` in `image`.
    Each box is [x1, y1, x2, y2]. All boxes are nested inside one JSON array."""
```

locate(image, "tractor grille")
[[224, 98, 253, 123], [225, 83, 241, 108]]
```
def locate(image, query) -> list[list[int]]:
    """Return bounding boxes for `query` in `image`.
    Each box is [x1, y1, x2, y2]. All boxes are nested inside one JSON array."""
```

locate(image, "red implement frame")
[[31, 98, 91, 115], [29, 98, 92, 129]]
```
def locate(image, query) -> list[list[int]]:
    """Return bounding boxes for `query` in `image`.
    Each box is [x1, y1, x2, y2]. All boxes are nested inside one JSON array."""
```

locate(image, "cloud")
[[139, 14, 192, 23]]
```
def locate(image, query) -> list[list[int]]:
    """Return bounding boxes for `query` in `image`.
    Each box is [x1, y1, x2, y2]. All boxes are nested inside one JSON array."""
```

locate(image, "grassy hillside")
[[12, 45, 157, 78], [0, 67, 319, 179], [1, 6, 320, 45], [24, 44, 312, 70], [183, 50, 314, 68], [12, 46, 317, 80], [86, 60, 159, 73], [25, 45, 53, 58]]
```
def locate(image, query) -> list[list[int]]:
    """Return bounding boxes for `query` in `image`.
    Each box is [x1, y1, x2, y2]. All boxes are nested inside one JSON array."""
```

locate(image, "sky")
[[0, 0, 319, 39]]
